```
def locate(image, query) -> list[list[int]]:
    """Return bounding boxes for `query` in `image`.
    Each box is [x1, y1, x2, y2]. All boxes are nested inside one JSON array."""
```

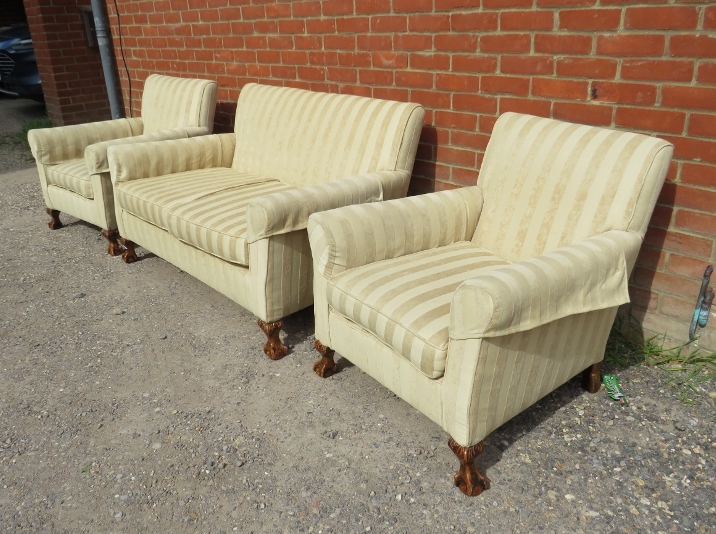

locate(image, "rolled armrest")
[[28, 117, 143, 164], [108, 133, 236, 183], [85, 127, 196, 174], [307, 186, 483, 278], [247, 171, 399, 243], [449, 230, 643, 340]]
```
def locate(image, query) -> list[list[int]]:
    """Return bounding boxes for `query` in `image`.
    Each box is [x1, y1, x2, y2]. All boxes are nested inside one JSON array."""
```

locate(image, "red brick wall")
[[105, 0, 715, 349], [24, 0, 111, 125]]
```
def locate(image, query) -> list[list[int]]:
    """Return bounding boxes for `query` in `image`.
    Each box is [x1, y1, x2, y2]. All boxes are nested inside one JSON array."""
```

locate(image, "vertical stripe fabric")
[[140, 75, 218, 134], [232, 83, 424, 187], [442, 307, 617, 447], [473, 112, 674, 262]]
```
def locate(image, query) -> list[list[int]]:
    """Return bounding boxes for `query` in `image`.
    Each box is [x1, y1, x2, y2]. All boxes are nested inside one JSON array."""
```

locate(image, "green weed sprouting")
[[605, 314, 716, 406]]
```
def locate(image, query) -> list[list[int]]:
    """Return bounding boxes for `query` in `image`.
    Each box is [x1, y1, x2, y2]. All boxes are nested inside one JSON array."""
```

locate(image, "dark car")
[[0, 24, 42, 100]]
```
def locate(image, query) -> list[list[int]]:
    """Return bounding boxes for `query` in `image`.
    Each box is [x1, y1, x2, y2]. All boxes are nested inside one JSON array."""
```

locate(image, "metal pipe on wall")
[[90, 0, 124, 119]]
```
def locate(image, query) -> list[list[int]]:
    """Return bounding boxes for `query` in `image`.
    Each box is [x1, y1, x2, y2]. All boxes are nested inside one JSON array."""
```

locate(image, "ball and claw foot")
[[119, 237, 138, 264], [46, 208, 63, 230], [313, 341, 337, 378], [448, 438, 490, 497], [101, 229, 123, 256], [258, 319, 289, 360]]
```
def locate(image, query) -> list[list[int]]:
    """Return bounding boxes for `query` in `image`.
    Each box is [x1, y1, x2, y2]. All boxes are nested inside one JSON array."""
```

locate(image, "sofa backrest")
[[231, 83, 424, 188], [141, 74, 218, 134], [472, 112, 673, 263]]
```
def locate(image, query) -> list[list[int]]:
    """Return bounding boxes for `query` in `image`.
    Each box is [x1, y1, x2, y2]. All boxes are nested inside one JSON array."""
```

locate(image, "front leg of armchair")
[[120, 238, 138, 263], [448, 438, 490, 496], [313, 340, 337, 378], [45, 208, 63, 230]]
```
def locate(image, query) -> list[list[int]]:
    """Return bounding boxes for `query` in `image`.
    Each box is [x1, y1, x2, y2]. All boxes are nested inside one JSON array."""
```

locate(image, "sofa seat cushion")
[[116, 168, 280, 231], [167, 179, 295, 266], [45, 158, 94, 199], [327, 242, 510, 379]]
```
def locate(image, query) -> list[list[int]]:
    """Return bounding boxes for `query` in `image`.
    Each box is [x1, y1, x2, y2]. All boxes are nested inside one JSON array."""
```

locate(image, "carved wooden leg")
[[101, 229, 123, 256], [582, 361, 601, 393], [119, 238, 137, 264], [448, 437, 490, 497], [257, 319, 288, 360], [313, 341, 337, 378], [46, 208, 63, 230]]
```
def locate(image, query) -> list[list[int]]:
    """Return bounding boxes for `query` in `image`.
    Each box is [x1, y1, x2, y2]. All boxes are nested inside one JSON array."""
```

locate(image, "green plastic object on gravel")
[[603, 374, 628, 405]]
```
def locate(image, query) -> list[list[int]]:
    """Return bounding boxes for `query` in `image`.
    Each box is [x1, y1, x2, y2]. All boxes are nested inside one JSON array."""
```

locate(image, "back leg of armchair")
[[119, 238, 138, 264], [101, 229, 123, 256], [313, 340, 337, 378], [45, 208, 63, 230], [581, 361, 602, 393], [448, 438, 490, 497], [258, 319, 289, 360]]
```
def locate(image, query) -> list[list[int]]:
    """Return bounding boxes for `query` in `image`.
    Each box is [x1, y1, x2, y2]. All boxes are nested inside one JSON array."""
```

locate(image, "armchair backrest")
[[472, 112, 673, 263], [231, 83, 425, 188], [140, 74, 218, 134]]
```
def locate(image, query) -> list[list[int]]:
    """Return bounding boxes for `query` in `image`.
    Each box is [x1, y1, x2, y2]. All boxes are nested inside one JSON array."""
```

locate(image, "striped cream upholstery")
[[328, 242, 508, 378], [246, 172, 395, 242], [473, 112, 674, 261], [232, 84, 424, 188], [84, 127, 198, 174], [109, 134, 236, 184], [44, 159, 94, 199], [140, 74, 218, 134], [308, 111, 674, 469], [110, 84, 424, 325], [28, 75, 218, 242], [168, 180, 295, 266], [28, 118, 142, 164], [116, 169, 280, 230]]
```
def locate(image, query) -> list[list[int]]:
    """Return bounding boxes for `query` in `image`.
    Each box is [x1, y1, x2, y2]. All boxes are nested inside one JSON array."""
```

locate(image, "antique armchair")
[[307, 112, 673, 495], [28, 74, 217, 254]]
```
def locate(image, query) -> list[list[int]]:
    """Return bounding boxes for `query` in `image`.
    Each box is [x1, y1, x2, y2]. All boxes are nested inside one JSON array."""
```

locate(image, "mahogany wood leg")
[[46, 208, 63, 230], [101, 229, 123, 256], [257, 319, 288, 360], [119, 238, 138, 264], [582, 362, 602, 394], [448, 437, 490, 497], [313, 340, 337, 378]]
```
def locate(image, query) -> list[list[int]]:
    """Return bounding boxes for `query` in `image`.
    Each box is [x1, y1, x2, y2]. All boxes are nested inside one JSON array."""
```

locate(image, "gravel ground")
[[1, 158, 715, 530]]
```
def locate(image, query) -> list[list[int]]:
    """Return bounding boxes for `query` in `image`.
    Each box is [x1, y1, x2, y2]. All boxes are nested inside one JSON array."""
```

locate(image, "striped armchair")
[[307, 112, 673, 496], [28, 74, 218, 254], [106, 84, 425, 358]]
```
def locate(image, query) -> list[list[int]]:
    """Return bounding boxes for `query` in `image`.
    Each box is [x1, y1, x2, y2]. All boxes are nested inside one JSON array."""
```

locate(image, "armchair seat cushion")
[[45, 159, 93, 199], [327, 242, 509, 379]]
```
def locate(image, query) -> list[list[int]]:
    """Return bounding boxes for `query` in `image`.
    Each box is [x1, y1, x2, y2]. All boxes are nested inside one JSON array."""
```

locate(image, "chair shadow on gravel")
[[478, 374, 588, 473]]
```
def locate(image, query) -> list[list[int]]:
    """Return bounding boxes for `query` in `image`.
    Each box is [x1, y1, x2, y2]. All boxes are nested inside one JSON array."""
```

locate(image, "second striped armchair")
[[307, 112, 673, 496]]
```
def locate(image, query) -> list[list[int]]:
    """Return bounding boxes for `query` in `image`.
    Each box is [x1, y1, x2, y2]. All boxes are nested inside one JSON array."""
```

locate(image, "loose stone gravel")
[[1, 168, 715, 533]]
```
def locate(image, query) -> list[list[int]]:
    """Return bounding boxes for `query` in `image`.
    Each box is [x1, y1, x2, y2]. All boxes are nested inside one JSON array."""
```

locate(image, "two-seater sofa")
[[28, 74, 218, 255], [107, 83, 425, 358]]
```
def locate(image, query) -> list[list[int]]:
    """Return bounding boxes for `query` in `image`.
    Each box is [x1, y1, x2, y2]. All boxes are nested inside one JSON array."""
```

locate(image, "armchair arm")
[[307, 186, 483, 278], [28, 117, 143, 164], [246, 171, 403, 243], [85, 127, 200, 174], [108, 133, 236, 183], [449, 230, 642, 340]]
